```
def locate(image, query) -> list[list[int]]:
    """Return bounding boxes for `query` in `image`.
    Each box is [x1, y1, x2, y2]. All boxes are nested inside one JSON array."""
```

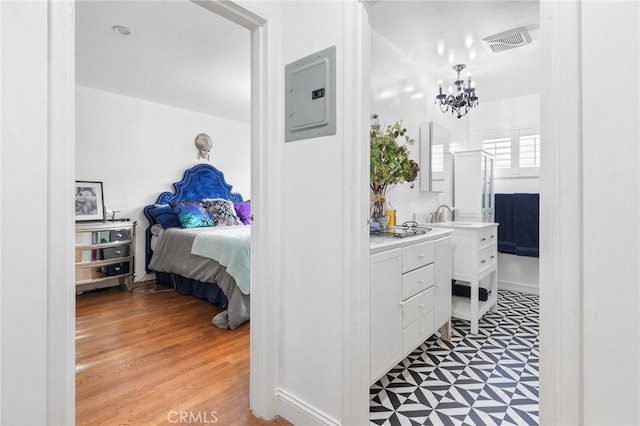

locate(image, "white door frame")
[[539, 0, 582, 424], [341, 1, 371, 424], [59, 0, 275, 420]]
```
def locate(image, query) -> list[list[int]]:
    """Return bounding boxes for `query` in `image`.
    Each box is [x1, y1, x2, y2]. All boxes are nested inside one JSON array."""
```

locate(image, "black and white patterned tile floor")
[[370, 290, 539, 426]]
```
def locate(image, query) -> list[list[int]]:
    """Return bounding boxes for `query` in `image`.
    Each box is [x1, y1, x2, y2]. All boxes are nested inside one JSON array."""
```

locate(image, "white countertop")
[[421, 221, 498, 230], [369, 227, 453, 254]]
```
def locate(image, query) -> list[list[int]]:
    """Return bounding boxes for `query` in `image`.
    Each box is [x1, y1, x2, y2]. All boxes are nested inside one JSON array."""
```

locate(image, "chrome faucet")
[[434, 204, 454, 222]]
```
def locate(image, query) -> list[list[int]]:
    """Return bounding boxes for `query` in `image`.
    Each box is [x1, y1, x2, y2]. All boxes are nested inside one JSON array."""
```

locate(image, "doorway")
[[73, 0, 271, 421]]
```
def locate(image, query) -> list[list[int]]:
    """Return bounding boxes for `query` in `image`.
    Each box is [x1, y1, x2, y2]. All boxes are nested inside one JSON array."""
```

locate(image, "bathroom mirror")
[[419, 121, 451, 192]]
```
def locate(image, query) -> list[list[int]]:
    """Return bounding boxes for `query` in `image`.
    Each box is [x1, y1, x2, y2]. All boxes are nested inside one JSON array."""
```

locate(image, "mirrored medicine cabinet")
[[419, 121, 452, 192]]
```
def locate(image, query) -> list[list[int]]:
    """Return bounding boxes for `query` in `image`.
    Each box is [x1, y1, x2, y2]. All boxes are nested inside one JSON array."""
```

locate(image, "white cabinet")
[[434, 236, 453, 340], [454, 150, 495, 222], [370, 248, 403, 382], [428, 222, 498, 334], [369, 232, 452, 384]]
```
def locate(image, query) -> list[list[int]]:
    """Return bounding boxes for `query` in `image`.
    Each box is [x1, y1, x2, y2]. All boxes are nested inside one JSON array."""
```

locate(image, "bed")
[[142, 164, 252, 329]]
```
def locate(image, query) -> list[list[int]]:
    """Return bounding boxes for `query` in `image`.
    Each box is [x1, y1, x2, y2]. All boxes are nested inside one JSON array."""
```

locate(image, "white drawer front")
[[478, 227, 497, 249], [402, 287, 434, 328], [401, 264, 434, 300], [401, 240, 434, 273], [402, 310, 435, 356], [478, 246, 497, 273]]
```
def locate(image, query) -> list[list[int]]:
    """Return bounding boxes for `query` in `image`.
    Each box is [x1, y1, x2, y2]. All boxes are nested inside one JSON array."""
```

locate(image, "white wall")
[[579, 1, 638, 423], [1, 1, 75, 424], [539, 1, 639, 424], [76, 85, 251, 282], [371, 30, 470, 224], [274, 2, 350, 423], [1, 3, 49, 423], [470, 94, 540, 294]]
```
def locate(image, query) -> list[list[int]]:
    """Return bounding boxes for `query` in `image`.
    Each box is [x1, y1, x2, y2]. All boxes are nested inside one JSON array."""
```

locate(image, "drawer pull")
[[490, 255, 495, 259], [418, 303, 425, 308], [417, 279, 425, 284], [490, 235, 495, 239], [115, 250, 122, 255], [114, 233, 123, 239], [481, 237, 486, 242], [419, 329, 425, 334], [481, 259, 486, 264], [417, 253, 425, 258]]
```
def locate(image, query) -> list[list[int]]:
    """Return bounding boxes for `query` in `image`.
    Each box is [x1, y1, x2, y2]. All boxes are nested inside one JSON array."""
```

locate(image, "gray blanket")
[[148, 227, 250, 329]]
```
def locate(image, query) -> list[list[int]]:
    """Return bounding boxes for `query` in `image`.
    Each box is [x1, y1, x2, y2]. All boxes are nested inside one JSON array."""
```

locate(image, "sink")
[[427, 221, 477, 227]]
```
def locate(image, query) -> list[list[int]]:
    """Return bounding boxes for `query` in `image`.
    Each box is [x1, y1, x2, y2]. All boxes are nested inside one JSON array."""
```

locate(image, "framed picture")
[[75, 181, 105, 221]]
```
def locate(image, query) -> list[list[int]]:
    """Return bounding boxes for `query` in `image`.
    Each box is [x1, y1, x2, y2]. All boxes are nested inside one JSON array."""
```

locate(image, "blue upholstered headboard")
[[143, 164, 244, 271]]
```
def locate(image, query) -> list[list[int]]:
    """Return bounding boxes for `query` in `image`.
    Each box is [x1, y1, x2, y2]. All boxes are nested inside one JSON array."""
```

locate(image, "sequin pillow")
[[169, 201, 215, 229], [200, 198, 242, 226]]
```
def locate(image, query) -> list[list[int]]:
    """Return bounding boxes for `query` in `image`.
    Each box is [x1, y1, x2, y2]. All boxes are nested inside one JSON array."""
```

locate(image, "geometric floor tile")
[[370, 290, 539, 426]]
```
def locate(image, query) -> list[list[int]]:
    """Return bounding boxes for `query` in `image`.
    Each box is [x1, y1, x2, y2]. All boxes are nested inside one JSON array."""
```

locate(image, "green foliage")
[[370, 114, 419, 196]]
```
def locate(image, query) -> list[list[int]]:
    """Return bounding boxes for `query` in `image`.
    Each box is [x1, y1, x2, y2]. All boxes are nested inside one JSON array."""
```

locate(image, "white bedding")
[[148, 225, 250, 329], [191, 226, 251, 294]]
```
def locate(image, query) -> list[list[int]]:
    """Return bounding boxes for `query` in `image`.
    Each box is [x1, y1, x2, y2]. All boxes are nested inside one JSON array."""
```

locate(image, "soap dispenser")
[[384, 200, 396, 227]]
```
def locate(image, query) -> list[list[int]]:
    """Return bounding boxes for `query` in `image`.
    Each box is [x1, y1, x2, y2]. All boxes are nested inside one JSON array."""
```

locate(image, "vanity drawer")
[[478, 246, 497, 272], [401, 264, 434, 300], [402, 310, 434, 355], [402, 240, 434, 273], [402, 287, 434, 328], [478, 228, 497, 249]]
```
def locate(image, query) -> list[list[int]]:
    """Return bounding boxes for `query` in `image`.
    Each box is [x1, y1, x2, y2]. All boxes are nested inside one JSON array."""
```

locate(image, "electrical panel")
[[285, 46, 336, 142]]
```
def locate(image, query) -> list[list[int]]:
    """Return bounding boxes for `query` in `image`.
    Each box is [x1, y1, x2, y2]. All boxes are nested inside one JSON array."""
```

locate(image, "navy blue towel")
[[495, 194, 516, 254], [513, 193, 539, 257]]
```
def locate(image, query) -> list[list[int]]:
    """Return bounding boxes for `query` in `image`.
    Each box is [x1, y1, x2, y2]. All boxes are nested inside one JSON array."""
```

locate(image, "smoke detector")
[[482, 27, 532, 53]]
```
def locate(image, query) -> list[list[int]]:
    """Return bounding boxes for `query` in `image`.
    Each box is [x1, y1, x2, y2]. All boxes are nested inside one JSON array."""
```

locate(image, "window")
[[482, 136, 511, 169], [519, 133, 541, 168], [479, 127, 540, 177], [431, 143, 444, 173]]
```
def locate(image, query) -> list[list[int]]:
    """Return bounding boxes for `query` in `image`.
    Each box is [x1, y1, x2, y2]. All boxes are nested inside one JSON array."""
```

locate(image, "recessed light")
[[112, 26, 132, 36]]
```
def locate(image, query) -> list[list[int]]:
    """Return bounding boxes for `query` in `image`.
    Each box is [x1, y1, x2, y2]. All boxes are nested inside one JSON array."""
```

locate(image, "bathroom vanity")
[[369, 228, 453, 384], [425, 221, 498, 334]]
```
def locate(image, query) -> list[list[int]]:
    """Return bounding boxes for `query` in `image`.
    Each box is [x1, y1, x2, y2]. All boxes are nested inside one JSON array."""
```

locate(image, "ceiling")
[[368, 1, 540, 103], [75, 1, 539, 122], [75, 0, 251, 122]]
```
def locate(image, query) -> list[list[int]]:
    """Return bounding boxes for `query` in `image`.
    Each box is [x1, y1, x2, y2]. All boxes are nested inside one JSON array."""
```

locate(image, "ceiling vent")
[[482, 27, 532, 53]]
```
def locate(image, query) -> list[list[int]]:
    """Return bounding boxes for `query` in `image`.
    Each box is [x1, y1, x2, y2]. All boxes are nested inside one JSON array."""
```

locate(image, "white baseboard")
[[498, 279, 539, 295], [274, 388, 340, 426]]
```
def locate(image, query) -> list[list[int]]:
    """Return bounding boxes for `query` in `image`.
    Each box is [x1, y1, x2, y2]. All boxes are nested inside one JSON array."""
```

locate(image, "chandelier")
[[435, 64, 479, 119]]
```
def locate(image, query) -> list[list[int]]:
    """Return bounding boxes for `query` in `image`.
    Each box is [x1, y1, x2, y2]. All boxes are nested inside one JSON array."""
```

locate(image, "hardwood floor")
[[76, 283, 290, 426]]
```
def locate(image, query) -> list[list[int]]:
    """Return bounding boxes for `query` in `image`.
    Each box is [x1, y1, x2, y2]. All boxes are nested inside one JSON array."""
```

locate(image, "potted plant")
[[370, 114, 419, 226]]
